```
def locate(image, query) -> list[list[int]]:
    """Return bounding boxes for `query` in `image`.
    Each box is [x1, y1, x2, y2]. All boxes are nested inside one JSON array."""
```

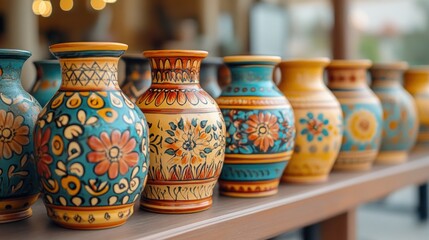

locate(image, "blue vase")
[[370, 62, 419, 163], [217, 56, 295, 197], [34, 42, 149, 229], [0, 49, 41, 223], [30, 60, 61, 107]]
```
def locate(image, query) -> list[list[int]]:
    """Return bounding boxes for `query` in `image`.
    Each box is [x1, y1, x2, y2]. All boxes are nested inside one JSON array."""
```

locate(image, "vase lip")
[[370, 61, 408, 71], [278, 57, 330, 67], [143, 50, 208, 58], [33, 59, 59, 65], [50, 42, 128, 53], [327, 59, 372, 69], [0, 49, 32, 60], [224, 55, 281, 64], [405, 66, 429, 75]]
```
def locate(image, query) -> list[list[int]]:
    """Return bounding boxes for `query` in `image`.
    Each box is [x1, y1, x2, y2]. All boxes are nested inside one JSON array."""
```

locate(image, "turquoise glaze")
[[0, 49, 41, 222], [30, 60, 61, 107], [217, 56, 295, 197], [34, 43, 149, 229]]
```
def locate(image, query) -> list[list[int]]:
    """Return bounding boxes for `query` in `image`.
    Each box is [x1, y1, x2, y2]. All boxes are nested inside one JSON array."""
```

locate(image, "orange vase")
[[278, 59, 343, 183], [404, 67, 429, 144]]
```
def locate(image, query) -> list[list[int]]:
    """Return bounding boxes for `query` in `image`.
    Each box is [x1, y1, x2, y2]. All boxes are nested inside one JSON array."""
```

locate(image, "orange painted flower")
[[35, 127, 53, 178], [87, 130, 138, 179], [246, 112, 279, 152], [0, 110, 30, 159]]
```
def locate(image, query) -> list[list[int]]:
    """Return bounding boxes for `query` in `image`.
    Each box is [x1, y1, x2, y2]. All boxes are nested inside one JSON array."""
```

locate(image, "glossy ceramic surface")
[[30, 60, 61, 107]]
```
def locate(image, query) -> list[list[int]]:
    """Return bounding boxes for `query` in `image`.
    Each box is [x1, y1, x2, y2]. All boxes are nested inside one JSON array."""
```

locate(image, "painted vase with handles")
[[404, 67, 429, 145], [120, 54, 151, 102], [136, 50, 226, 213], [370, 62, 418, 163], [217, 56, 295, 197], [34, 42, 149, 229], [278, 59, 343, 183], [327, 60, 383, 170], [30, 60, 61, 107], [0, 49, 41, 223]]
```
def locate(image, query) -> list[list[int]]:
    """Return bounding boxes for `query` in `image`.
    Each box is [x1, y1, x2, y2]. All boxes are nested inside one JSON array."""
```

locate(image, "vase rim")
[[0, 49, 31, 60], [328, 59, 372, 68], [224, 55, 281, 64], [279, 58, 330, 67], [370, 61, 408, 71], [33, 59, 59, 65], [50, 42, 128, 53], [405, 66, 429, 75], [143, 50, 208, 58]]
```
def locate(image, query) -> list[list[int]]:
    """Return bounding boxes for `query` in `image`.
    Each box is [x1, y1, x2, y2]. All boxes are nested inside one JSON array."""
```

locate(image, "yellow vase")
[[404, 68, 429, 144], [278, 59, 343, 183]]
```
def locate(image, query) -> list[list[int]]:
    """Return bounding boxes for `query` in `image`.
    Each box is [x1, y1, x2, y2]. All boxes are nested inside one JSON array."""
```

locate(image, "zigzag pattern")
[[61, 62, 118, 87]]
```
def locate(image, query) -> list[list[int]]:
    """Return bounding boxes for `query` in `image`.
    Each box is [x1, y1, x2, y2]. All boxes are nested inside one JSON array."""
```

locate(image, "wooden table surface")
[[1, 147, 428, 240]]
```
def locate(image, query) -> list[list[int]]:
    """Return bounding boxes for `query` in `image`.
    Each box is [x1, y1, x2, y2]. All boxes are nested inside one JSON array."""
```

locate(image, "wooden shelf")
[[1, 147, 429, 240]]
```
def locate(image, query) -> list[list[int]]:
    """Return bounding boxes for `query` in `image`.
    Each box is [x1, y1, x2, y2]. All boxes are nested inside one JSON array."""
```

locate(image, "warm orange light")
[[60, 0, 73, 11], [104, 0, 117, 3], [91, 0, 106, 10], [32, 0, 42, 15], [41, 1, 52, 17]]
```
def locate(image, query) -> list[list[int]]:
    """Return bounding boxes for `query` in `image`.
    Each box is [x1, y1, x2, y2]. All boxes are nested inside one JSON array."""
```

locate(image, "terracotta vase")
[[404, 67, 429, 145], [200, 57, 223, 99], [216, 56, 295, 197], [120, 55, 151, 102], [30, 60, 61, 107], [0, 49, 41, 223], [136, 50, 226, 213], [34, 42, 149, 229], [326, 60, 383, 170], [278, 59, 343, 183], [370, 62, 419, 163]]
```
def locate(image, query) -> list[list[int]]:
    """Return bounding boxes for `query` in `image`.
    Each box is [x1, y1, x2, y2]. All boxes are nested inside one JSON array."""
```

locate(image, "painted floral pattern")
[[223, 109, 295, 154], [299, 113, 329, 142], [0, 110, 30, 159], [34, 127, 53, 178], [137, 88, 213, 107], [87, 130, 139, 179]]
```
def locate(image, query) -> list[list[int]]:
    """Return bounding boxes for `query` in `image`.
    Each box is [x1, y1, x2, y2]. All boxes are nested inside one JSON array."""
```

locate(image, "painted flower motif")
[[35, 127, 53, 178], [87, 130, 138, 179], [299, 113, 329, 142], [137, 88, 211, 107], [246, 112, 279, 152], [347, 110, 377, 143], [164, 118, 211, 165], [0, 110, 30, 159]]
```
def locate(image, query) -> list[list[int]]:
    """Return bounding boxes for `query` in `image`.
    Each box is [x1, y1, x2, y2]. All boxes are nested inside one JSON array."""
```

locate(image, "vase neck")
[[58, 57, 120, 91], [0, 59, 26, 85], [34, 61, 61, 81], [326, 68, 369, 89], [123, 57, 150, 82], [278, 66, 326, 91], [370, 69, 402, 88], [147, 56, 203, 84], [228, 64, 275, 84]]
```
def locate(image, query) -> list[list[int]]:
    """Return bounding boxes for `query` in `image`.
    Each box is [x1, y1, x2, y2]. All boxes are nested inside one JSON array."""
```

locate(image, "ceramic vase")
[[120, 55, 151, 102], [34, 42, 149, 229], [404, 68, 429, 145], [0, 49, 41, 223], [326, 60, 383, 170], [200, 57, 223, 98], [217, 56, 295, 197], [278, 59, 343, 183], [137, 50, 226, 213], [370, 62, 419, 163], [30, 60, 61, 107]]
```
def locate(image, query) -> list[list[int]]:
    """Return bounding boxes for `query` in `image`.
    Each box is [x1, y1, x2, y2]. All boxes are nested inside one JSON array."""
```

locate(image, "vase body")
[[137, 50, 226, 213], [327, 60, 383, 170], [370, 62, 418, 163], [34, 43, 149, 229], [0, 50, 41, 223], [120, 55, 151, 102], [217, 56, 295, 197], [404, 68, 429, 145], [200, 57, 222, 99], [278, 59, 343, 183], [30, 60, 61, 107]]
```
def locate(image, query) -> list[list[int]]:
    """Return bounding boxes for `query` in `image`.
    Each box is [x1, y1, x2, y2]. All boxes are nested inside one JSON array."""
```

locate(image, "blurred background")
[[1, 1, 429, 239]]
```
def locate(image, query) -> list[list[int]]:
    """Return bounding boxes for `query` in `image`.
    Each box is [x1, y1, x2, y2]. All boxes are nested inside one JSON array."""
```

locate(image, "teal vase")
[[370, 62, 419, 164], [34, 42, 149, 229], [30, 60, 61, 107], [217, 56, 295, 197], [0, 49, 41, 223]]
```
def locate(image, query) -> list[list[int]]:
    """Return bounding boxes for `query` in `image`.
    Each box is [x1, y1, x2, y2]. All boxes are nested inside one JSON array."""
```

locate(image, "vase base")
[[375, 151, 408, 165], [281, 174, 328, 184], [333, 150, 377, 171], [219, 179, 280, 198], [333, 162, 372, 171], [45, 203, 134, 229], [140, 197, 212, 214], [0, 194, 39, 223]]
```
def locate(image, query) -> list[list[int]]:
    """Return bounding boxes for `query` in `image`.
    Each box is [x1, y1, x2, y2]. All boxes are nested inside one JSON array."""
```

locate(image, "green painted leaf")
[[166, 130, 175, 136], [178, 118, 184, 130], [200, 120, 208, 128], [191, 118, 197, 127], [203, 148, 212, 153], [165, 148, 175, 155], [205, 125, 212, 133], [165, 137, 175, 144], [169, 122, 177, 130]]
